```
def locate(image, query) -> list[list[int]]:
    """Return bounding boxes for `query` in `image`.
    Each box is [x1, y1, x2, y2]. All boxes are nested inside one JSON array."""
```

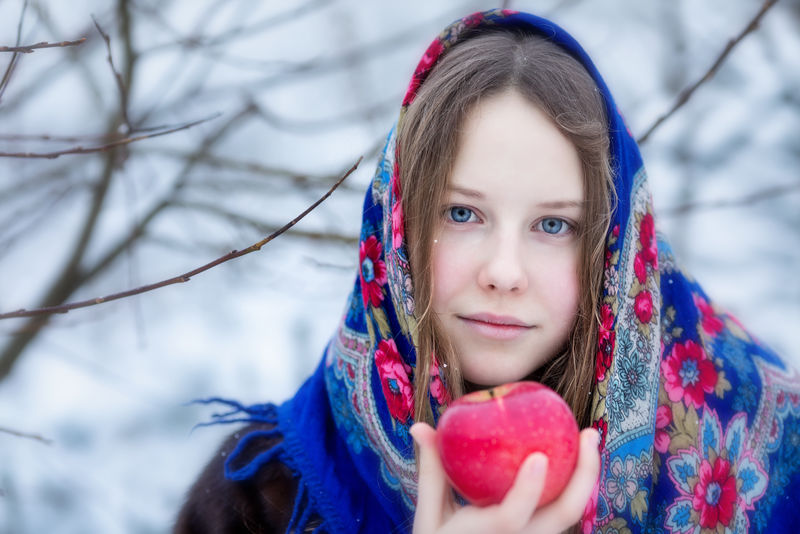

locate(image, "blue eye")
[[540, 218, 569, 234], [449, 206, 475, 223]]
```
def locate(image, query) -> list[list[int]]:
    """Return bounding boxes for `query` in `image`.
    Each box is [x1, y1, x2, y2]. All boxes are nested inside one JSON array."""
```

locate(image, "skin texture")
[[431, 89, 584, 387]]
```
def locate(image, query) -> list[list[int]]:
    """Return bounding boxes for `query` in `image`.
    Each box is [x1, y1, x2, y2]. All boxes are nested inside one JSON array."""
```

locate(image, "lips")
[[458, 313, 534, 341]]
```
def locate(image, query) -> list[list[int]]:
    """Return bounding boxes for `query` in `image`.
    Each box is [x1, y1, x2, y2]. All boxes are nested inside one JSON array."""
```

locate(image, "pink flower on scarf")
[[462, 12, 484, 28], [634, 290, 653, 324], [654, 404, 672, 453], [391, 202, 404, 250], [639, 213, 658, 266], [391, 163, 405, 250], [595, 304, 615, 381], [402, 39, 445, 106], [694, 294, 724, 336], [375, 339, 414, 423], [693, 456, 737, 528], [359, 235, 387, 308], [594, 418, 608, 449], [662, 340, 717, 409], [429, 357, 450, 405], [634, 252, 647, 284], [580, 475, 600, 534]]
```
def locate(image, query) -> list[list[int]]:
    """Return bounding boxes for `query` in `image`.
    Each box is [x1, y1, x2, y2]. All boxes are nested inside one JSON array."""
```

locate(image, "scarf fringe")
[[287, 479, 317, 533], [191, 398, 326, 532], [225, 428, 283, 480]]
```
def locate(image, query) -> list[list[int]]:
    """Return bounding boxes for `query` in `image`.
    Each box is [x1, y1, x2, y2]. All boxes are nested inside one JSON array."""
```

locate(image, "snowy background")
[[0, 1, 798, 532]]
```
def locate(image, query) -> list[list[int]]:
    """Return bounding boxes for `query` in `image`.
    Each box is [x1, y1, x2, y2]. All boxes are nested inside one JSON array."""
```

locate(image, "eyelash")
[[444, 205, 574, 235]]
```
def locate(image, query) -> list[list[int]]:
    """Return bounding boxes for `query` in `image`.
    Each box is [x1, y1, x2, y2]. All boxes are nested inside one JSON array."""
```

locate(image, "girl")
[[175, 10, 800, 534]]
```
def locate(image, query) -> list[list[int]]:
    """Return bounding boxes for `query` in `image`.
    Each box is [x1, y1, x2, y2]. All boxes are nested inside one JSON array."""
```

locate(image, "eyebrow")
[[448, 186, 585, 209]]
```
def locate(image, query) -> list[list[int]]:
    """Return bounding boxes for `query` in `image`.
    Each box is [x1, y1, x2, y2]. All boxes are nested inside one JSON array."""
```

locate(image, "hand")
[[410, 423, 600, 534]]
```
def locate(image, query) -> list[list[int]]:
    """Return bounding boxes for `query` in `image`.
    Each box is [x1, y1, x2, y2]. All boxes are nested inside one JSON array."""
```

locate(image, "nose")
[[477, 234, 528, 293]]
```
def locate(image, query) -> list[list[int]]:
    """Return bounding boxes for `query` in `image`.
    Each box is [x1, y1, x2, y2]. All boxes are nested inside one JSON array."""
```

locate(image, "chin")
[[462, 365, 540, 390], [459, 349, 555, 389]]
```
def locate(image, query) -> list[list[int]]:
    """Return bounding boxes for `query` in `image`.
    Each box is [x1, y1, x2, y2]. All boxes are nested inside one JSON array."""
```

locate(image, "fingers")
[[410, 422, 450, 534], [494, 452, 548, 530], [526, 428, 601, 533]]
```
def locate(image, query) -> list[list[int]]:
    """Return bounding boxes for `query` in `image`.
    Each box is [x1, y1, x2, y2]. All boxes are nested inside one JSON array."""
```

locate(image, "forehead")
[[449, 89, 584, 203]]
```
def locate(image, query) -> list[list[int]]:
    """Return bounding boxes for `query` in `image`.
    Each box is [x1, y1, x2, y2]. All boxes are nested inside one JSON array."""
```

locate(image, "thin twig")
[[252, 96, 398, 133], [139, 0, 331, 53], [638, 0, 779, 144], [92, 15, 131, 131], [0, 426, 53, 445], [0, 157, 362, 320], [0, 113, 220, 159], [661, 182, 800, 216], [174, 199, 359, 245], [0, 0, 29, 103], [0, 37, 87, 53], [3, 8, 106, 112], [143, 132, 384, 185], [0, 132, 110, 143]]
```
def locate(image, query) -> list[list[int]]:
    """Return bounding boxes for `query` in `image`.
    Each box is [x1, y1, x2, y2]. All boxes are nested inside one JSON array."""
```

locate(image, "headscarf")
[[205, 10, 800, 534]]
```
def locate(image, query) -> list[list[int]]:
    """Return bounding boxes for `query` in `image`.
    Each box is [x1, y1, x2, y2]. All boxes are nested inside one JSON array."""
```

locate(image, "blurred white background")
[[0, 1, 798, 532]]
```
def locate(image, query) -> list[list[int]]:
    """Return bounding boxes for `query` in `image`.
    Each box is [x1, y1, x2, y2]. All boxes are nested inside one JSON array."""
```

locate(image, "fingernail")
[[527, 453, 548, 477]]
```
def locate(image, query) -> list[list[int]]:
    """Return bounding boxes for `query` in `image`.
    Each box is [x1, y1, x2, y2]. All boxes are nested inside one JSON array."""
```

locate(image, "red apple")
[[435, 381, 579, 507]]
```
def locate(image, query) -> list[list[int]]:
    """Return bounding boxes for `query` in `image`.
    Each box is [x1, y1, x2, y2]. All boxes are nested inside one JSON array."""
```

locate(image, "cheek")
[[431, 239, 471, 312], [538, 252, 581, 324]]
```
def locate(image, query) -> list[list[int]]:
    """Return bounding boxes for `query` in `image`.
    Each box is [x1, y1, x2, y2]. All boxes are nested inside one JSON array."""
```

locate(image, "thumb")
[[411, 422, 450, 533]]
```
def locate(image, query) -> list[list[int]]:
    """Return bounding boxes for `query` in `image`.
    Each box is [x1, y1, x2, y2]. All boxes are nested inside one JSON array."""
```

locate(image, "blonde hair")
[[398, 30, 613, 429]]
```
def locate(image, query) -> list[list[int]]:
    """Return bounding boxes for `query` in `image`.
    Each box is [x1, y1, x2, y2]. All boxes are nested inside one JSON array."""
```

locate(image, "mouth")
[[458, 313, 534, 341]]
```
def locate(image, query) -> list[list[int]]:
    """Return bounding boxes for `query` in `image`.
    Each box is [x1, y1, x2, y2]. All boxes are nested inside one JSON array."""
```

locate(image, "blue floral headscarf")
[[207, 10, 800, 533]]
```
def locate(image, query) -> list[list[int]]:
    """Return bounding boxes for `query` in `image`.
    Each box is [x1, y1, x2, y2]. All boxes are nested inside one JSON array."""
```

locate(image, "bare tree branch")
[[0, 160, 87, 198], [142, 134, 384, 192], [0, 426, 53, 445], [0, 0, 141, 381], [252, 96, 398, 133], [0, 185, 73, 253], [0, 132, 112, 143], [0, 113, 220, 159], [144, 148, 340, 186], [137, 0, 331, 54], [142, 6, 464, 121], [0, 38, 87, 54], [638, 0, 779, 144], [661, 182, 800, 216], [92, 16, 131, 130], [0, 0, 30, 104], [174, 199, 359, 245], [0, 156, 361, 321], [4, 6, 108, 111]]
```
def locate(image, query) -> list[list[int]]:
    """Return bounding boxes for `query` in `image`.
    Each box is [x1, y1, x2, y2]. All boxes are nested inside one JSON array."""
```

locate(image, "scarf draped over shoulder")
[[203, 10, 800, 534]]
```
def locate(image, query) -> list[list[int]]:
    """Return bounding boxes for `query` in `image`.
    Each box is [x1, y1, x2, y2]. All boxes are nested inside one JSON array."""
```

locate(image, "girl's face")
[[432, 89, 584, 387]]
